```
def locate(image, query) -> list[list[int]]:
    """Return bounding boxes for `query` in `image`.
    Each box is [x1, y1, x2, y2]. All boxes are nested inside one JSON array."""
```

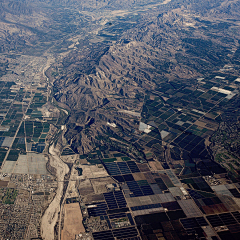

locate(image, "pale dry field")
[[61, 203, 85, 240]]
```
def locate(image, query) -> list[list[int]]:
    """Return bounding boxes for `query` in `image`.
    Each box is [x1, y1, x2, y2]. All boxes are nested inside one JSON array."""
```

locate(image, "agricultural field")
[[78, 143, 240, 240], [78, 145, 135, 166], [0, 80, 62, 170], [133, 72, 240, 180], [0, 0, 240, 239]]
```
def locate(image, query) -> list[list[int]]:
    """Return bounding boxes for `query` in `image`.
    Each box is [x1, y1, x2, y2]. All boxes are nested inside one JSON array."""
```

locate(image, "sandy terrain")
[[132, 172, 147, 181], [148, 161, 164, 171], [61, 154, 78, 163], [58, 161, 80, 240], [162, 0, 172, 4], [78, 163, 109, 179], [90, 177, 116, 194], [78, 178, 95, 196], [61, 203, 85, 240], [41, 144, 69, 240]]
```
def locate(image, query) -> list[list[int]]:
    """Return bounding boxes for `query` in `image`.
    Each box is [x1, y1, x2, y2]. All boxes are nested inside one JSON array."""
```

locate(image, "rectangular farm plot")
[[232, 212, 240, 223], [121, 156, 131, 161], [7, 150, 20, 161], [1, 153, 49, 174], [31, 143, 45, 153], [211, 185, 234, 197], [206, 215, 225, 227], [219, 213, 238, 225], [104, 161, 140, 176], [104, 192, 118, 209], [127, 196, 163, 216], [103, 191, 127, 209], [218, 195, 240, 212], [130, 203, 163, 216], [123, 180, 154, 197], [0, 137, 14, 147], [182, 177, 213, 192], [16, 122, 25, 137], [87, 202, 108, 217], [169, 187, 184, 198], [127, 181, 144, 197], [193, 195, 239, 214], [61, 202, 85, 240], [126, 193, 175, 210], [102, 158, 117, 163], [132, 172, 146, 181], [92, 226, 139, 240], [158, 173, 175, 188], [166, 169, 182, 186], [150, 184, 162, 194], [12, 154, 28, 173], [0, 147, 8, 162], [104, 162, 121, 175], [11, 137, 26, 153], [177, 199, 202, 217], [137, 163, 150, 172], [180, 217, 208, 229], [1, 161, 16, 173], [117, 162, 131, 174], [155, 178, 168, 191], [87, 191, 128, 217], [143, 172, 156, 184], [126, 161, 140, 173]]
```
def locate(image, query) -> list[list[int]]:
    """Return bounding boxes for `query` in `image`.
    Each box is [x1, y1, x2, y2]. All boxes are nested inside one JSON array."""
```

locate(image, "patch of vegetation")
[[7, 150, 20, 161], [0, 188, 18, 204], [102, 158, 117, 163]]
